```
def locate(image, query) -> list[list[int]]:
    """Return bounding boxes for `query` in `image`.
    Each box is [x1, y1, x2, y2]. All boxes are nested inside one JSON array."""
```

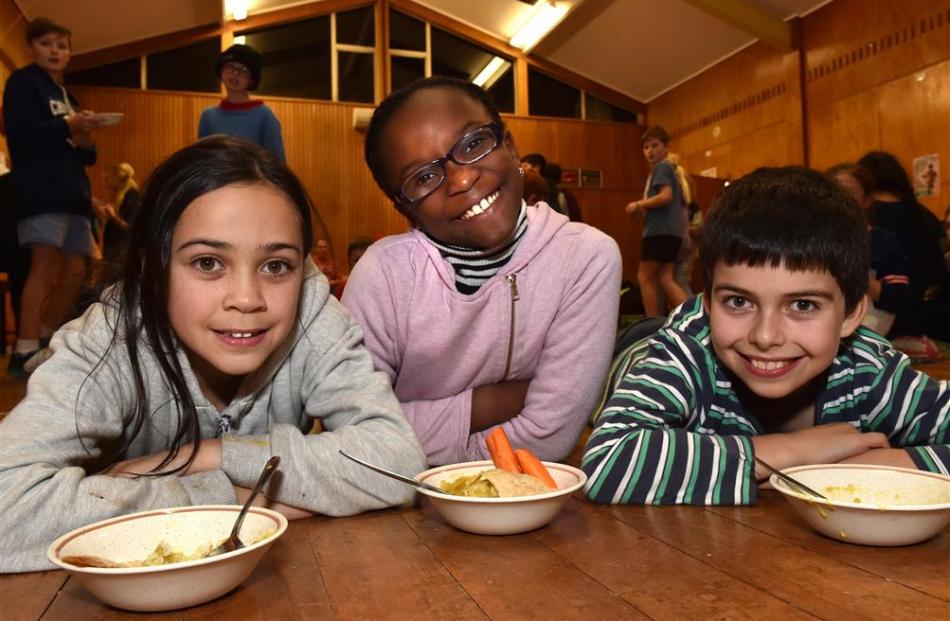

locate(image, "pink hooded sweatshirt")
[[342, 204, 621, 465]]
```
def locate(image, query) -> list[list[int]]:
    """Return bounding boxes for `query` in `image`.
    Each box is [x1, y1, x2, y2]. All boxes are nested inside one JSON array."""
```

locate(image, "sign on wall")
[[913, 153, 940, 197]]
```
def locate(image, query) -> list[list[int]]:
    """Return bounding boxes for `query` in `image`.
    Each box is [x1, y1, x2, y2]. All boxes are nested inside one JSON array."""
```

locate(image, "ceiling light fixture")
[[473, 56, 508, 87], [509, 1, 569, 52], [226, 0, 250, 21]]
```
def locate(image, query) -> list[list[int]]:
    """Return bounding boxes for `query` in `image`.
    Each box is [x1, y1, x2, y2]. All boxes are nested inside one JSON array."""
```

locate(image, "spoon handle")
[[230, 455, 281, 542], [754, 456, 827, 499], [339, 449, 446, 494]]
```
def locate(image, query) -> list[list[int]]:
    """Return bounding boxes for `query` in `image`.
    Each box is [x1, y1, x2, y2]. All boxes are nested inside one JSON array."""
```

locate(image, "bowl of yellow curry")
[[415, 460, 587, 535], [771, 464, 950, 546], [48, 505, 287, 611]]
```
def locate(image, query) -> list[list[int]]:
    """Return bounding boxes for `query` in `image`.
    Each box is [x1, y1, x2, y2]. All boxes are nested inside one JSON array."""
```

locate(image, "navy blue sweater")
[[2, 63, 95, 220]]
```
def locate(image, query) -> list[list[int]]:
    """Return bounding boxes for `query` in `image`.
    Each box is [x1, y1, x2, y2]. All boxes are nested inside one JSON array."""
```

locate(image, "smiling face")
[[220, 61, 252, 93], [29, 32, 70, 75], [167, 183, 304, 393], [706, 261, 866, 401], [378, 87, 523, 250], [642, 138, 668, 167]]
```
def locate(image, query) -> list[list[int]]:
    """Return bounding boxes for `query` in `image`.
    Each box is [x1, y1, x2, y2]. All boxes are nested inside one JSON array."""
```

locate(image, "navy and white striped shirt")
[[584, 296, 950, 506]]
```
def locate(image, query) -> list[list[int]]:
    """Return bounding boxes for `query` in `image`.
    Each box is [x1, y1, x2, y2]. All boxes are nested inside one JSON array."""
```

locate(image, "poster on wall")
[[912, 153, 940, 197], [580, 169, 603, 188]]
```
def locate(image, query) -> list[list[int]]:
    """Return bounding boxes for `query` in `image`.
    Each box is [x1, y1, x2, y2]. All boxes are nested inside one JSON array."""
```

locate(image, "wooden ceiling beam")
[[683, 0, 793, 52]]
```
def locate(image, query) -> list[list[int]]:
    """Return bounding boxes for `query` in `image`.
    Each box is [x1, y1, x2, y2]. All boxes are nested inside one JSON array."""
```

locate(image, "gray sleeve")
[[0, 310, 237, 573], [220, 297, 427, 515]]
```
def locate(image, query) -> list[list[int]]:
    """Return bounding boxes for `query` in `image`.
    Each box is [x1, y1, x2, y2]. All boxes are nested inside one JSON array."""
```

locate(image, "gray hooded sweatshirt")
[[0, 262, 427, 572]]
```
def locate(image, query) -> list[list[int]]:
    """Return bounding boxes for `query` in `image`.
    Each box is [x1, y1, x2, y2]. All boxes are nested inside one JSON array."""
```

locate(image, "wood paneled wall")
[[648, 0, 950, 218], [69, 87, 648, 281], [0, 0, 29, 162]]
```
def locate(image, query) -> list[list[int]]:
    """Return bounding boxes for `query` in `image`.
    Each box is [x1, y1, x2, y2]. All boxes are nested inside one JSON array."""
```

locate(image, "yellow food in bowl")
[[440, 469, 550, 498]]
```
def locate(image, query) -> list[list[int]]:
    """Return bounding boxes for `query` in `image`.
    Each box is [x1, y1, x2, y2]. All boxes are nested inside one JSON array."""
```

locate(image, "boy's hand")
[[65, 110, 101, 134], [838, 448, 916, 469], [625, 201, 642, 216], [751, 423, 890, 480]]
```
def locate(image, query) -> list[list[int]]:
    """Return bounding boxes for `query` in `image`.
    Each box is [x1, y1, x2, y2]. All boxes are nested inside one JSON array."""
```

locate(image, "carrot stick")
[[486, 427, 522, 474], [514, 449, 557, 489]]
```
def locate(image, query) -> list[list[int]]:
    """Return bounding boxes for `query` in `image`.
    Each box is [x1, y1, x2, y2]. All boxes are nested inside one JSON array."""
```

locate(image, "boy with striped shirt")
[[584, 167, 949, 505]]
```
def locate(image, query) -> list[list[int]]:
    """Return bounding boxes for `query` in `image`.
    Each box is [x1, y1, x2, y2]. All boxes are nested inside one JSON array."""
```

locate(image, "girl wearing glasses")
[[342, 77, 621, 465]]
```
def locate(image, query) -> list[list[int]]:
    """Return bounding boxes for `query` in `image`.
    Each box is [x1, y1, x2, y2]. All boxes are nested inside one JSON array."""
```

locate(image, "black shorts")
[[640, 235, 682, 263]]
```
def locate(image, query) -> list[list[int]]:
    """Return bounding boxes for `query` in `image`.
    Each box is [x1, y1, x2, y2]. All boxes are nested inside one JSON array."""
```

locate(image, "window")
[[334, 7, 375, 103], [146, 40, 220, 93], [66, 58, 140, 89], [430, 27, 514, 113], [389, 9, 425, 51], [584, 92, 636, 123], [239, 16, 332, 100], [391, 56, 425, 92], [528, 68, 580, 118], [389, 10, 426, 92]]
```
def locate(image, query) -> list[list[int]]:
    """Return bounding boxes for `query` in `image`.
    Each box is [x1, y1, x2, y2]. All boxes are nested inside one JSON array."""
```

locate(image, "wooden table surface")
[[2, 487, 948, 621]]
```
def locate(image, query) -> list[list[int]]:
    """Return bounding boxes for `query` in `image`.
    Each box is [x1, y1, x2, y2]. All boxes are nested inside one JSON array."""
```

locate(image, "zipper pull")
[[506, 273, 520, 301]]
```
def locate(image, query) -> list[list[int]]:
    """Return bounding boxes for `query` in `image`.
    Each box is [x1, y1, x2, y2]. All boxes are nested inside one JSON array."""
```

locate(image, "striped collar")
[[426, 202, 528, 294]]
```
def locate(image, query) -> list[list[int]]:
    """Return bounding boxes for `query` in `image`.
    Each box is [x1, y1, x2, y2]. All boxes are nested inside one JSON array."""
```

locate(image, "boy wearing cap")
[[198, 44, 285, 161]]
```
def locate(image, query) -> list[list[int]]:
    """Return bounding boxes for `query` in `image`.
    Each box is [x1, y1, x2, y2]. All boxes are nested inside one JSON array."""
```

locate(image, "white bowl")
[[48, 505, 287, 611], [415, 460, 586, 535], [771, 464, 950, 546]]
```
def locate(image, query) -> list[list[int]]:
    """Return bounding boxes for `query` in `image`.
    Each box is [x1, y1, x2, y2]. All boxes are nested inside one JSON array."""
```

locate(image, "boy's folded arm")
[[467, 237, 622, 463]]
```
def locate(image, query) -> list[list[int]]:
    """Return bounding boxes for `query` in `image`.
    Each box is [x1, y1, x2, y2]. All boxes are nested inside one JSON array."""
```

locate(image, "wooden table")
[[2, 490, 947, 621]]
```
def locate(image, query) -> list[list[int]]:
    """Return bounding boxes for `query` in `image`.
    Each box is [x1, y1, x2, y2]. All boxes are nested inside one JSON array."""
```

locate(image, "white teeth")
[[226, 332, 254, 338], [751, 359, 790, 371], [459, 191, 499, 220]]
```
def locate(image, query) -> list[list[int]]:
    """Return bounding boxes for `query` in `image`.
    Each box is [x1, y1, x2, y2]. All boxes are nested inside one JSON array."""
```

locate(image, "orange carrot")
[[486, 427, 522, 474], [514, 449, 557, 489]]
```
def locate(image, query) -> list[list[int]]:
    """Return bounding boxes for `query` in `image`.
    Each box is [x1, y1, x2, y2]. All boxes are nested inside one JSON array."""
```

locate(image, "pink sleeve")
[[467, 234, 622, 462], [341, 249, 475, 465]]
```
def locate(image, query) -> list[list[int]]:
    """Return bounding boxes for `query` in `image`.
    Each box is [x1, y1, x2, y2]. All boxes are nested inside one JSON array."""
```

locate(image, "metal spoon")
[[754, 456, 827, 499], [339, 449, 448, 495], [211, 455, 281, 556]]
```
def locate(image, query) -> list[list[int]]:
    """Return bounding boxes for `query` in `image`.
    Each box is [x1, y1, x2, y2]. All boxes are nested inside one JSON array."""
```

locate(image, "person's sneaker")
[[5, 349, 39, 380], [890, 335, 943, 363]]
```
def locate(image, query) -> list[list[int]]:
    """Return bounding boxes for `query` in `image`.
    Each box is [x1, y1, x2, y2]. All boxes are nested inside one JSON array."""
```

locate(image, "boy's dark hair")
[[26, 17, 71, 44], [541, 162, 562, 185], [76, 136, 314, 475], [521, 153, 547, 169], [364, 76, 504, 200], [216, 44, 263, 90], [699, 166, 869, 312], [641, 125, 669, 145], [856, 151, 916, 205]]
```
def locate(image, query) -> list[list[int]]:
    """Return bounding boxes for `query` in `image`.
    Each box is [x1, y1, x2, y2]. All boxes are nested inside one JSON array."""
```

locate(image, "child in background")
[[343, 77, 621, 465], [95, 162, 141, 260], [0, 136, 426, 572], [626, 126, 689, 317], [826, 162, 910, 338], [585, 167, 948, 506], [3, 18, 106, 378], [198, 44, 285, 161]]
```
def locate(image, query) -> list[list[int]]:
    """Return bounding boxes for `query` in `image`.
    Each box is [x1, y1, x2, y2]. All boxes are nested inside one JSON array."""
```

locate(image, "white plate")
[[90, 112, 124, 126]]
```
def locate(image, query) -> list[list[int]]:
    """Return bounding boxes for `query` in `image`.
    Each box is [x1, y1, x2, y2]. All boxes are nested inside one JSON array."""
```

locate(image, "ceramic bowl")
[[48, 505, 287, 611], [415, 460, 586, 535], [771, 464, 950, 546]]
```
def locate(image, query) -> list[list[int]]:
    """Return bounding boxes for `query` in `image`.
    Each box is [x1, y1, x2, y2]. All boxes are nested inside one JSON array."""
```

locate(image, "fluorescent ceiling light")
[[473, 56, 508, 87], [510, 1, 569, 52], [226, 0, 250, 21], [233, 35, 247, 45]]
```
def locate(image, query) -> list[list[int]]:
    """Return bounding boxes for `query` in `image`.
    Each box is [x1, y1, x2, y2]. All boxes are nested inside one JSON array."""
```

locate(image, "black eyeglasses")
[[393, 122, 504, 205]]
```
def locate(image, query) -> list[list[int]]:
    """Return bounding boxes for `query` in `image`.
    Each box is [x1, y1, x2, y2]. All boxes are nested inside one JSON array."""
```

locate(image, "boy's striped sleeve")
[[854, 345, 950, 474], [583, 332, 757, 506]]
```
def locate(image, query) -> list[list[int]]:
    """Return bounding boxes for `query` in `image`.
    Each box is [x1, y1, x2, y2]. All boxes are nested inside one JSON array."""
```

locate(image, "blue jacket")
[[2, 63, 96, 220]]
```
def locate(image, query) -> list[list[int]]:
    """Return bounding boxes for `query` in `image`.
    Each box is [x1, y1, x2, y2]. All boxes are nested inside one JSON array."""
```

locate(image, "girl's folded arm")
[[467, 235, 622, 462], [219, 303, 427, 515], [0, 320, 236, 573]]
